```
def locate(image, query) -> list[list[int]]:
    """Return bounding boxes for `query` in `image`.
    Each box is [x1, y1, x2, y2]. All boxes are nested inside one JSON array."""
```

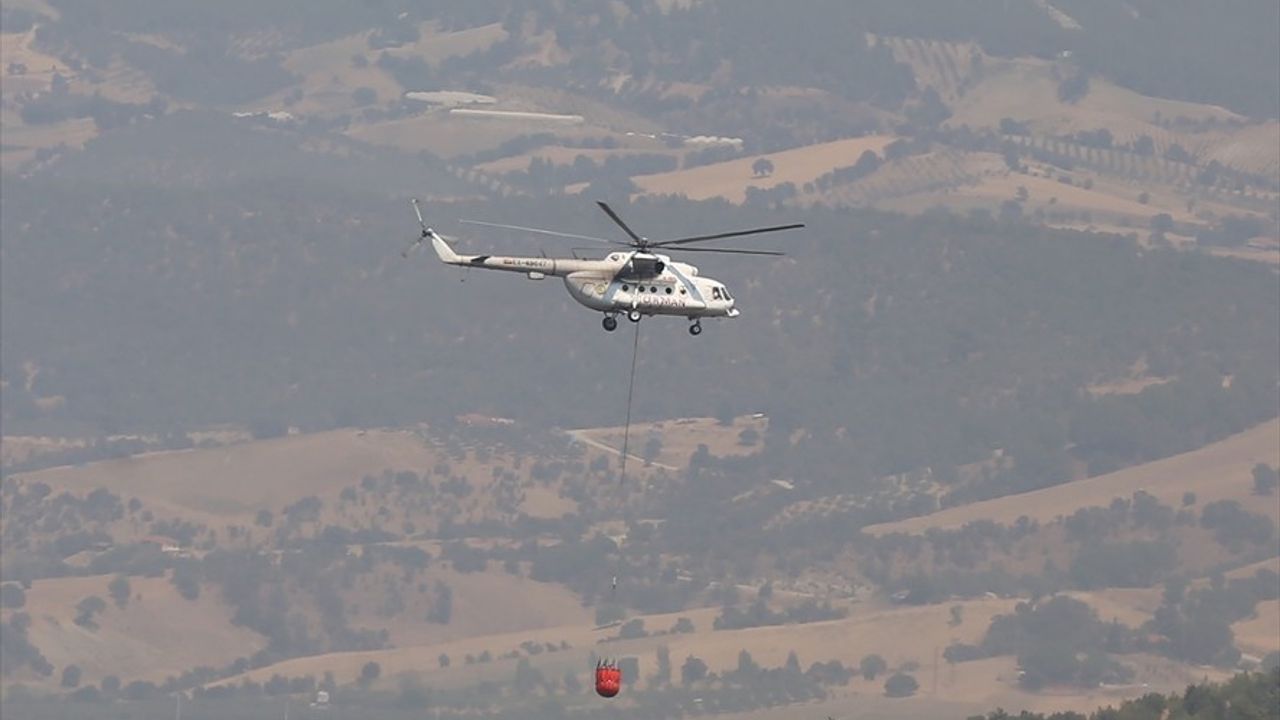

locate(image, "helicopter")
[[407, 199, 803, 335]]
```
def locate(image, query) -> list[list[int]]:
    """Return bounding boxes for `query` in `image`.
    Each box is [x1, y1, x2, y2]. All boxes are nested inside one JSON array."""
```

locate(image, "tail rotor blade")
[[404, 198, 430, 257], [410, 198, 429, 236]]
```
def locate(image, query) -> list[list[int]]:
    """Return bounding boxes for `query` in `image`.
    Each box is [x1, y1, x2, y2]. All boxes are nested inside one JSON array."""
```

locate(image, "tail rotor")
[[402, 198, 431, 258]]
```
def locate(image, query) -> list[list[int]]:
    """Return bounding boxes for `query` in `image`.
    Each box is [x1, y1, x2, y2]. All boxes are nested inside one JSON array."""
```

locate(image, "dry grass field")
[[1233, 600, 1280, 658], [942, 170, 1197, 223], [260, 22, 507, 117], [7, 418, 1269, 713], [864, 419, 1280, 536], [1208, 243, 1280, 266], [884, 35, 1277, 183], [716, 653, 1232, 720], [9, 428, 443, 526], [350, 566, 593, 650], [349, 111, 616, 159], [630, 136, 896, 203], [572, 415, 768, 469], [474, 146, 679, 175], [216, 591, 1235, 718], [220, 597, 1017, 690], [2, 574, 264, 685], [380, 22, 507, 68], [0, 30, 73, 90]]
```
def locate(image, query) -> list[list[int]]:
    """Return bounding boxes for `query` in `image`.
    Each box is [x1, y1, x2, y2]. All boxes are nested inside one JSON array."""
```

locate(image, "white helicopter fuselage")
[[430, 231, 739, 320]]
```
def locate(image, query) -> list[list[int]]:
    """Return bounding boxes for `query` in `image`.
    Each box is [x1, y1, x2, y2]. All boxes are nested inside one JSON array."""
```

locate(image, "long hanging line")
[[617, 319, 641, 485], [612, 319, 641, 600]]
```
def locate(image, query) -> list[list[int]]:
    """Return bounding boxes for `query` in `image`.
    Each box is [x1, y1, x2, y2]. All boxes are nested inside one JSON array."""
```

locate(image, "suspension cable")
[[617, 319, 641, 485]]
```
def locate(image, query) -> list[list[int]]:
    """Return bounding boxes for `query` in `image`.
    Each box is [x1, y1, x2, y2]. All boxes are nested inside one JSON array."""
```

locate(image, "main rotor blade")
[[667, 246, 785, 256], [596, 201, 645, 245], [650, 223, 805, 248], [459, 219, 621, 245]]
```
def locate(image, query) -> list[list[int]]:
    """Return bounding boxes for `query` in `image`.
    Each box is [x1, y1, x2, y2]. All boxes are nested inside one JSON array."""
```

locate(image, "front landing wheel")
[[627, 309, 642, 323], [603, 315, 618, 332], [688, 321, 703, 336]]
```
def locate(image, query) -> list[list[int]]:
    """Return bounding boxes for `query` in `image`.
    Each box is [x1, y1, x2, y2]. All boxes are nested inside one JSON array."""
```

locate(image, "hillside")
[[1, 574, 265, 685], [4, 417, 1277, 718], [2, 2, 1277, 718], [629, 136, 896, 202], [863, 419, 1280, 536], [11, 429, 442, 526]]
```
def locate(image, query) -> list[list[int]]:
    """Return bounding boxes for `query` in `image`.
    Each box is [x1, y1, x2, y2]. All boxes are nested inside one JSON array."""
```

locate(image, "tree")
[[618, 656, 639, 686], [752, 158, 774, 177], [907, 86, 951, 128], [438, 653, 450, 668], [652, 645, 672, 686], [619, 618, 647, 639], [427, 581, 452, 623], [171, 563, 200, 600], [999, 199, 1023, 223], [884, 672, 919, 697], [74, 596, 107, 629], [595, 603, 625, 626], [681, 655, 708, 685], [395, 676, 430, 709], [1164, 144, 1192, 163], [359, 661, 381, 687], [563, 670, 582, 694], [109, 575, 131, 608], [1057, 70, 1089, 103], [642, 436, 662, 466], [0, 583, 25, 608], [784, 651, 802, 676], [514, 657, 544, 692], [61, 664, 82, 688], [860, 654, 888, 680], [123, 680, 157, 700], [1252, 464, 1278, 496]]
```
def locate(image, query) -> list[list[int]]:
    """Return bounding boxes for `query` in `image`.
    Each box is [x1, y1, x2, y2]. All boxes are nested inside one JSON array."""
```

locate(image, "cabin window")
[[665, 287, 673, 294], [622, 284, 630, 291]]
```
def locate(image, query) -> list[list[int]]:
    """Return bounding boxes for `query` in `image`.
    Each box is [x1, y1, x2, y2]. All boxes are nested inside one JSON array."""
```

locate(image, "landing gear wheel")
[[688, 321, 703, 336], [627, 309, 642, 323], [602, 315, 618, 332]]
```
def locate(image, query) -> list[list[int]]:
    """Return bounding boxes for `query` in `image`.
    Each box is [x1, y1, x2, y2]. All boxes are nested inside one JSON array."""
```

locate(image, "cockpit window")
[[711, 287, 722, 300], [721, 286, 732, 300]]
